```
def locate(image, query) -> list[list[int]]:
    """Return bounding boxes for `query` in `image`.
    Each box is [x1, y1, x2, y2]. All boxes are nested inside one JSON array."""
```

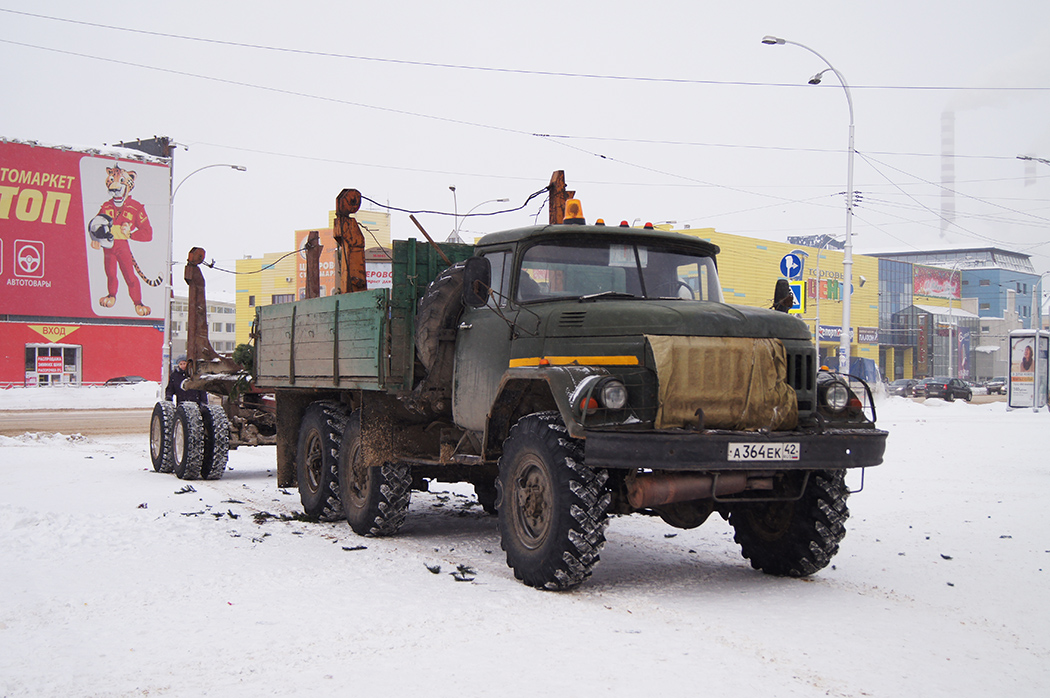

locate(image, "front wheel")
[[729, 470, 849, 577], [337, 410, 411, 536], [497, 412, 610, 590]]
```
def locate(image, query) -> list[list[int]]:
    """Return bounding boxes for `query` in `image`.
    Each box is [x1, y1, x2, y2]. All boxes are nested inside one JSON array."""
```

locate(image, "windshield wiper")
[[578, 291, 639, 302]]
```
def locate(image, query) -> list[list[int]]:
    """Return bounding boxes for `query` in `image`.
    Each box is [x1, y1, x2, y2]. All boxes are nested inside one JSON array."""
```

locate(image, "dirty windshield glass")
[[517, 238, 722, 303]]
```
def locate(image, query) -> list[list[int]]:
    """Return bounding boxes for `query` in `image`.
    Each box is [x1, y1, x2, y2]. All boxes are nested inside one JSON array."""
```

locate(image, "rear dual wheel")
[[295, 402, 348, 521], [337, 409, 411, 536]]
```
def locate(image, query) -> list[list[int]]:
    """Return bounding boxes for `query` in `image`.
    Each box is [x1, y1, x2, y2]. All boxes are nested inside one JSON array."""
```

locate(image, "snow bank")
[[0, 382, 161, 410]]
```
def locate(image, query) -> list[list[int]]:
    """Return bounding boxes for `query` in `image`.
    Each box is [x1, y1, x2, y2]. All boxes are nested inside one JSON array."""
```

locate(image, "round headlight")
[[825, 381, 850, 412], [599, 379, 629, 410]]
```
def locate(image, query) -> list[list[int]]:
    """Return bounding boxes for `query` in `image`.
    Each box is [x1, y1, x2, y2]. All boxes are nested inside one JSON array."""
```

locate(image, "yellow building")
[[677, 228, 881, 367], [235, 210, 391, 347], [234, 252, 298, 347]]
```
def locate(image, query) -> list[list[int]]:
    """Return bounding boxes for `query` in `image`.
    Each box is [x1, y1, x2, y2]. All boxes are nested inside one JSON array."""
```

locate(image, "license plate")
[[727, 442, 800, 461]]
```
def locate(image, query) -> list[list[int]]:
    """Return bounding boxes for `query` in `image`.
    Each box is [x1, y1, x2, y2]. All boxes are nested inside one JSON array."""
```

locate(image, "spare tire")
[[414, 260, 467, 372]]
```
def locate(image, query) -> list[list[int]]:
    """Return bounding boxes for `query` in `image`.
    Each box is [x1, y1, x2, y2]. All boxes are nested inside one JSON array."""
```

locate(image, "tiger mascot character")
[[88, 164, 163, 316]]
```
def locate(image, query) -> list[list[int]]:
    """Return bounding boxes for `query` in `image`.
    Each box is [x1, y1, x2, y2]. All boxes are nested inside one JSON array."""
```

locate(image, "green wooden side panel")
[[254, 240, 474, 393], [255, 291, 387, 390]]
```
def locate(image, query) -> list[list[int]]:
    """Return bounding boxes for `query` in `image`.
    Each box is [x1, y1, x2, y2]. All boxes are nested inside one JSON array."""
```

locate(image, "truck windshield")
[[517, 239, 723, 303]]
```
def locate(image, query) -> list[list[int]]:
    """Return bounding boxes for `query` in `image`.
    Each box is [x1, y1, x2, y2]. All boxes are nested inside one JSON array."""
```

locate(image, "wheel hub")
[[515, 461, 551, 548]]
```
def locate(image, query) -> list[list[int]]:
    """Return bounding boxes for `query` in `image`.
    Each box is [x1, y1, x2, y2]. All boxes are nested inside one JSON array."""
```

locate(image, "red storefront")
[[0, 139, 170, 386]]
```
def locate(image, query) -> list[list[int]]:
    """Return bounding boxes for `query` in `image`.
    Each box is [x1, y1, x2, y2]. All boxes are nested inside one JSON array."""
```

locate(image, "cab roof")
[[475, 224, 721, 257]]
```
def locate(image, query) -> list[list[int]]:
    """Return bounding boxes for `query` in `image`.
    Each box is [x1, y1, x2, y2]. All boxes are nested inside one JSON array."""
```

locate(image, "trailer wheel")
[[414, 260, 467, 371], [200, 404, 230, 480], [497, 412, 610, 590], [338, 410, 411, 536], [149, 401, 176, 473], [295, 401, 347, 521], [173, 402, 205, 481], [729, 470, 849, 577]]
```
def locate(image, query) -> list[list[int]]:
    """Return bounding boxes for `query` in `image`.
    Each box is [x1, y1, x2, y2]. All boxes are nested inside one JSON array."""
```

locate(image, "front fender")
[[485, 366, 610, 453]]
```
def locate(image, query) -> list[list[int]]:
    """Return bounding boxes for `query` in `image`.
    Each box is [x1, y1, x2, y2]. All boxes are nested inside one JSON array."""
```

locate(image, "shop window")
[[248, 295, 256, 307]]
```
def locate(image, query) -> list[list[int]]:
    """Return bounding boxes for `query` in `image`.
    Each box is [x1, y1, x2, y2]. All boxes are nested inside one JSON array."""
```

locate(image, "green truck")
[[238, 208, 887, 590]]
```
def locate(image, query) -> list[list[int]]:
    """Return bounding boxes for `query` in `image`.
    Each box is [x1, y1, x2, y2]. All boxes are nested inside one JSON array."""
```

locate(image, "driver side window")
[[482, 250, 512, 307]]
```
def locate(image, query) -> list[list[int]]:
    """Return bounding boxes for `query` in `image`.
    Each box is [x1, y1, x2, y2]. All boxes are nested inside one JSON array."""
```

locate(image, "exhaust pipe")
[[627, 472, 756, 509]]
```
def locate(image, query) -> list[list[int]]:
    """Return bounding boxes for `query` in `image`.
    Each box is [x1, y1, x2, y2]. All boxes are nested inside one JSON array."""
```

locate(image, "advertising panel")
[[913, 265, 960, 300], [1, 140, 171, 321], [1008, 333, 1036, 408], [294, 228, 391, 298]]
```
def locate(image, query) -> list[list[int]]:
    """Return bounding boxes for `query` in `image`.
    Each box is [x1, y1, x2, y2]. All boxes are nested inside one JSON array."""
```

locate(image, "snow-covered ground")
[[1, 389, 1048, 697]]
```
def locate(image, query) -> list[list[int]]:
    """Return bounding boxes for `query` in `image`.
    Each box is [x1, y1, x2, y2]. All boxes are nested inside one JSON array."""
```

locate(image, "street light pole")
[[448, 186, 459, 241], [457, 198, 510, 239], [763, 36, 856, 374], [163, 163, 246, 393]]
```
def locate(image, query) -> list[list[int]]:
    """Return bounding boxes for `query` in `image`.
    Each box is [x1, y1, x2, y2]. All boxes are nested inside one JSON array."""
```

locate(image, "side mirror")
[[772, 278, 793, 313], [462, 256, 492, 308]]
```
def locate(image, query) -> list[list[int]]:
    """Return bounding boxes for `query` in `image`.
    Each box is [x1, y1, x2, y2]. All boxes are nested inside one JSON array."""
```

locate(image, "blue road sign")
[[780, 253, 803, 280]]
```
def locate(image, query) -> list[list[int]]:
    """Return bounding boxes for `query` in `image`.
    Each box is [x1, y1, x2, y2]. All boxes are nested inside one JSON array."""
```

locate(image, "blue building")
[[874, 248, 1041, 380], [876, 248, 1041, 330]]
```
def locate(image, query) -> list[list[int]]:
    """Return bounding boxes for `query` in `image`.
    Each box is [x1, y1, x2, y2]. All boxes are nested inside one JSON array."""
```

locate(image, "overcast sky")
[[3, 1, 1049, 301]]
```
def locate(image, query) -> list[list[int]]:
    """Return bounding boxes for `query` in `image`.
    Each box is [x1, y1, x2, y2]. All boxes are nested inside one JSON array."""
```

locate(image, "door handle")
[[458, 322, 472, 330]]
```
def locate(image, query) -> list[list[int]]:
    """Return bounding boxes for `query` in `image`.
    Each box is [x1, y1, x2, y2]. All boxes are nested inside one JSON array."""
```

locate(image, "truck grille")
[[784, 344, 816, 413]]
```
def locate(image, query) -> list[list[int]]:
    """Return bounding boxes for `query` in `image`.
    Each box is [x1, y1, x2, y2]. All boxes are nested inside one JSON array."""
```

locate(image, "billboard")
[[913, 265, 960, 300], [1, 140, 171, 321], [294, 228, 392, 299]]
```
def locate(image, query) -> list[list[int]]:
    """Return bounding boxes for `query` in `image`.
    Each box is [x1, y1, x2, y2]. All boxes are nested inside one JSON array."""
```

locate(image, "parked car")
[[888, 378, 920, 397], [104, 375, 146, 385], [918, 376, 972, 402], [963, 380, 987, 396], [986, 377, 1006, 395]]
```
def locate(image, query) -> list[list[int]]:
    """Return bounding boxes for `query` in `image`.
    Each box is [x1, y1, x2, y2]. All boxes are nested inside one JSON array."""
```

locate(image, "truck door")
[[453, 250, 515, 432]]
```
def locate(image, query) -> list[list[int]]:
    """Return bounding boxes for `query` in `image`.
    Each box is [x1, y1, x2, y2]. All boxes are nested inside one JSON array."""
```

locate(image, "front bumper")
[[584, 426, 887, 471]]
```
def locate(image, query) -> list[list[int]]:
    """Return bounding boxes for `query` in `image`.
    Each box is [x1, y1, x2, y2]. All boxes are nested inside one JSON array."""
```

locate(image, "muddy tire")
[[337, 410, 411, 536], [173, 402, 205, 481], [414, 260, 467, 371], [729, 470, 849, 577], [295, 401, 347, 521], [200, 404, 230, 480], [473, 479, 499, 515], [497, 412, 610, 590], [149, 401, 176, 473]]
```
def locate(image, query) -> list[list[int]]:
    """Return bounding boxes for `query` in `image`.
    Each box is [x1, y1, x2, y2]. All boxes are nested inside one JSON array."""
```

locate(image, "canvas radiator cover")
[[646, 335, 798, 431]]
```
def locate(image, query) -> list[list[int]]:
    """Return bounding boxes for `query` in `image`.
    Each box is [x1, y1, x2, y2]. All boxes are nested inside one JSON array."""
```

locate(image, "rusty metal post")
[[548, 170, 575, 225], [334, 189, 367, 294], [305, 230, 322, 299], [183, 246, 240, 376]]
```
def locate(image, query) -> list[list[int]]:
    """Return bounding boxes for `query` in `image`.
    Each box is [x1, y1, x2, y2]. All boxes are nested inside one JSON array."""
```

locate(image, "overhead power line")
[[3, 8, 1050, 93]]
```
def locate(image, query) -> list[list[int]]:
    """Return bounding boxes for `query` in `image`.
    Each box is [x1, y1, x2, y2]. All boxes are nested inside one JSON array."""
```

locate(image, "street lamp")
[[448, 185, 459, 241], [455, 198, 510, 240], [763, 35, 856, 374], [162, 163, 246, 392]]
